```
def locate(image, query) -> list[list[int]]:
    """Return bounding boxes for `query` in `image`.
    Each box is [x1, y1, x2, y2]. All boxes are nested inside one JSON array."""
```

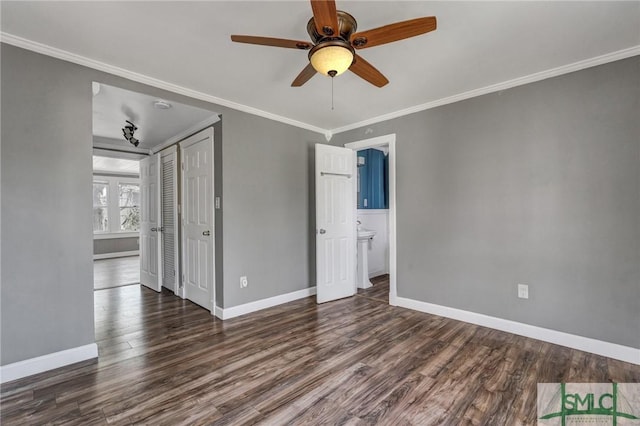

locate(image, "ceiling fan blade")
[[310, 0, 340, 37], [349, 54, 389, 88], [350, 16, 437, 49], [231, 35, 312, 50], [291, 63, 318, 87]]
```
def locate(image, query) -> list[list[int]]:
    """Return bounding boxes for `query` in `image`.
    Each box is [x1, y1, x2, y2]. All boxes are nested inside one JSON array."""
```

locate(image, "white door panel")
[[140, 154, 161, 291], [181, 128, 214, 311], [316, 144, 356, 304]]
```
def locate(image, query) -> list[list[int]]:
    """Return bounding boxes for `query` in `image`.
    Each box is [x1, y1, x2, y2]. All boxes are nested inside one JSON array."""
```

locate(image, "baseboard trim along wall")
[[395, 297, 640, 365], [0, 343, 99, 384], [93, 250, 139, 260], [216, 287, 317, 320]]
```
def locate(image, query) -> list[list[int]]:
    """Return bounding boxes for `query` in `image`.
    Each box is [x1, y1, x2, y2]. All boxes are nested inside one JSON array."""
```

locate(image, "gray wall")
[[94, 238, 139, 255], [332, 57, 640, 348], [220, 112, 320, 307], [1, 44, 95, 364], [1, 43, 323, 365]]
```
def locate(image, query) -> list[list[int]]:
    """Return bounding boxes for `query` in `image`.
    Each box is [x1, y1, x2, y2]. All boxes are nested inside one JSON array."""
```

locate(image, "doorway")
[[345, 134, 397, 305], [92, 82, 219, 311]]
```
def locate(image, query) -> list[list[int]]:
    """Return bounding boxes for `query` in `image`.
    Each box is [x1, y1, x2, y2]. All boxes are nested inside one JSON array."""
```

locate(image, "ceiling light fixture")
[[122, 120, 140, 147], [309, 41, 354, 77], [153, 100, 172, 110]]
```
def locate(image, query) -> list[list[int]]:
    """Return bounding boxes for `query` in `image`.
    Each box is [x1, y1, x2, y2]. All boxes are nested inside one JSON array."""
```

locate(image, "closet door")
[[140, 153, 161, 292], [160, 147, 179, 292]]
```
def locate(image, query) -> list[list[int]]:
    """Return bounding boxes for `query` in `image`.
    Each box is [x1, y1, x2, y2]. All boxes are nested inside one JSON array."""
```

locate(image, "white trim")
[[93, 141, 150, 155], [151, 115, 220, 154], [395, 297, 640, 365], [1, 32, 326, 136], [345, 134, 397, 303], [216, 287, 317, 320], [3, 33, 637, 139], [92, 148, 147, 161], [93, 250, 139, 260], [93, 232, 138, 240], [330, 45, 640, 135], [356, 209, 389, 215], [0, 343, 98, 384]]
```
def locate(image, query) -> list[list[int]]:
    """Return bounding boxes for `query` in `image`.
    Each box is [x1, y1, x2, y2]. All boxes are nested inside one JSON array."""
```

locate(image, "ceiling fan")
[[231, 0, 436, 88]]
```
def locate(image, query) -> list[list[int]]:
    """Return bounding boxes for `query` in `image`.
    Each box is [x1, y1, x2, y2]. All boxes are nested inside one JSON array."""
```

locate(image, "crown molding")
[[330, 45, 640, 135], [0, 32, 327, 136], [3, 32, 638, 139]]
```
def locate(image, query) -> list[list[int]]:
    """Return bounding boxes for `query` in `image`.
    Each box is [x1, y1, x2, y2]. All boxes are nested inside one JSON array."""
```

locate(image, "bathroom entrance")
[[314, 134, 397, 305], [346, 134, 397, 305]]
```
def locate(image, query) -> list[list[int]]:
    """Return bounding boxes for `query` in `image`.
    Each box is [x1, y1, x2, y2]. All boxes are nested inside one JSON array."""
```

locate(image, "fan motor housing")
[[307, 10, 357, 43]]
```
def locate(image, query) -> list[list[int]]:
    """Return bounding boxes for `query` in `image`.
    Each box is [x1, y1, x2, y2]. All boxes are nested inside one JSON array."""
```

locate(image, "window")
[[93, 176, 140, 236], [119, 183, 140, 231], [93, 182, 109, 232]]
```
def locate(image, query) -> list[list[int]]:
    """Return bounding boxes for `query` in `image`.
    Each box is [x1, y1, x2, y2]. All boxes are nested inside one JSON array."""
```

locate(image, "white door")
[[140, 153, 162, 292], [160, 147, 179, 292], [315, 144, 357, 303], [180, 128, 214, 311]]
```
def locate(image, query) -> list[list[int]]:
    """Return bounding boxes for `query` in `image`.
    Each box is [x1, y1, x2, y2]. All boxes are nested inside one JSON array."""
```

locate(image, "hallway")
[[93, 256, 140, 290]]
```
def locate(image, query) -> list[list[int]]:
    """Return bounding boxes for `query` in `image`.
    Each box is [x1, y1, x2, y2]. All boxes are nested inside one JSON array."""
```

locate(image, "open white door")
[[140, 153, 162, 292], [315, 144, 357, 304], [180, 128, 215, 312]]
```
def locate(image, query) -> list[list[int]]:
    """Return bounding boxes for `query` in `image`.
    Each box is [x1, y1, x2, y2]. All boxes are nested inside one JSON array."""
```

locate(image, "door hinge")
[[180, 274, 185, 288], [181, 162, 184, 170]]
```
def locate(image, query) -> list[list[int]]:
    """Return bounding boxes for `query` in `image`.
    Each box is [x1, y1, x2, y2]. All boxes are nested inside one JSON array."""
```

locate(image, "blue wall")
[[357, 148, 388, 209]]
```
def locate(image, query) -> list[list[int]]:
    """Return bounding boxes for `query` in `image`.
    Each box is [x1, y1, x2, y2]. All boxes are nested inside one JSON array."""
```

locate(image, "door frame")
[[179, 127, 216, 314], [344, 134, 397, 305], [159, 145, 180, 294]]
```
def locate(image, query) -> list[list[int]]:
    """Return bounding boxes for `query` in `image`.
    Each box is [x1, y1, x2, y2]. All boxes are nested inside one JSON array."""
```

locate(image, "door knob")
[[319, 229, 326, 234], [203, 230, 211, 236], [151, 227, 157, 232]]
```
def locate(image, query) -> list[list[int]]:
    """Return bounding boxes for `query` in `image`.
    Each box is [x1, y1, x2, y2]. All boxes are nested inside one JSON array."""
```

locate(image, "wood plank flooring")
[[357, 275, 390, 303], [93, 256, 140, 290], [2, 283, 638, 425]]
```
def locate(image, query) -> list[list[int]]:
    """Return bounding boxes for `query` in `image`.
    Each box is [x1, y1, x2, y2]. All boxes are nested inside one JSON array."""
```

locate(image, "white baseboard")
[[93, 250, 139, 260], [0, 343, 98, 384], [395, 297, 640, 365], [217, 287, 317, 320]]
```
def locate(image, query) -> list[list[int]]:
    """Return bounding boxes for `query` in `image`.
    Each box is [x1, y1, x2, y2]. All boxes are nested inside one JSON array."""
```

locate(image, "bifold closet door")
[[160, 148, 179, 292]]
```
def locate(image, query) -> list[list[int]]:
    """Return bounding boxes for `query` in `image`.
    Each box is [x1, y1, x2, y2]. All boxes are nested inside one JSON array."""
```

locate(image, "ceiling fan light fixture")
[[309, 43, 354, 77]]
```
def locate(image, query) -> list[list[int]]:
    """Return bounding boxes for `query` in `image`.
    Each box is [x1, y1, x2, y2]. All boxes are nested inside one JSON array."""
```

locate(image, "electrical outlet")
[[240, 276, 248, 288], [518, 283, 529, 299]]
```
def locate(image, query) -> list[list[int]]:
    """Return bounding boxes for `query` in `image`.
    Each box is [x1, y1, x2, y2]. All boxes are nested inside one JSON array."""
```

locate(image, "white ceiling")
[[2, 1, 639, 133], [93, 83, 217, 150]]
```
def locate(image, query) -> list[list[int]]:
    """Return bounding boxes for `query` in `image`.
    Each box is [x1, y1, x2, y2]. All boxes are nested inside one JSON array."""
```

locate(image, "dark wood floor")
[[93, 256, 140, 290], [2, 283, 638, 425], [357, 274, 390, 303]]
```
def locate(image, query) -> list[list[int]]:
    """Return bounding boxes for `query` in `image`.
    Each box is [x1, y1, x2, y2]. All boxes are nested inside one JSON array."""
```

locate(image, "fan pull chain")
[[331, 77, 334, 110]]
